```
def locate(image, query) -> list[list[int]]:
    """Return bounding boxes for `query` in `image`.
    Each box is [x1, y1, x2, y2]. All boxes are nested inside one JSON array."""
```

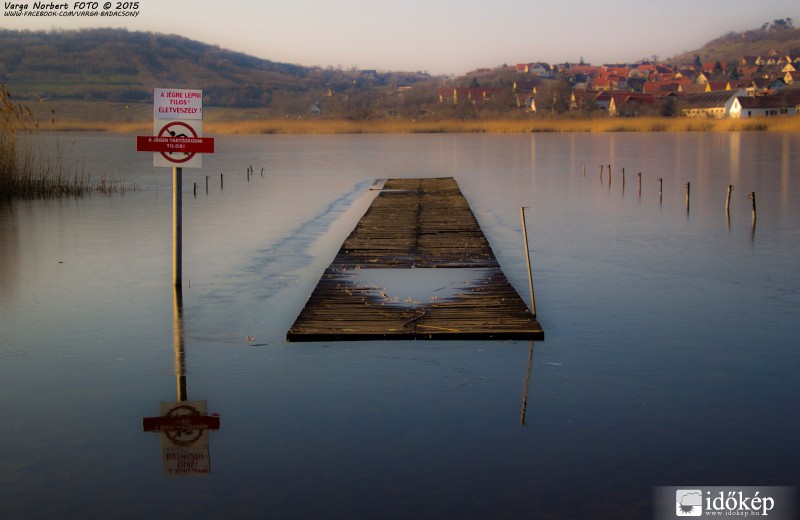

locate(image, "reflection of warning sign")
[[142, 402, 221, 439], [143, 400, 220, 477]]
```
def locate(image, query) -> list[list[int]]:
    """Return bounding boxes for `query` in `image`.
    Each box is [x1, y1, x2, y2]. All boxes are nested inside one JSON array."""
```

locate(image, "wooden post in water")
[[220, 173, 224, 189], [726, 185, 733, 228], [749, 192, 757, 222], [685, 182, 691, 212], [726, 185, 734, 212], [193, 182, 197, 198], [599, 164, 604, 182], [608, 164, 612, 186], [205, 175, 209, 194], [637, 172, 642, 197], [520, 207, 537, 318], [658, 177, 663, 204], [173, 167, 182, 287]]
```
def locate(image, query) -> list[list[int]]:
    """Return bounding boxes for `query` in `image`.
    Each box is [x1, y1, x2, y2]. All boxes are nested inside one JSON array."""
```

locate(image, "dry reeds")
[[202, 116, 800, 135], [25, 98, 800, 135], [1, 83, 136, 200]]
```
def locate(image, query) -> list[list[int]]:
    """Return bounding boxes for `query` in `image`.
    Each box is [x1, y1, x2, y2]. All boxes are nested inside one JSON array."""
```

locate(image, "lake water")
[[1, 131, 798, 519]]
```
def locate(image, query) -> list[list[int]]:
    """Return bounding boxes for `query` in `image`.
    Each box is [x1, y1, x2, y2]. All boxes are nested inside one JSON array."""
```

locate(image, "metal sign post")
[[173, 167, 182, 287]]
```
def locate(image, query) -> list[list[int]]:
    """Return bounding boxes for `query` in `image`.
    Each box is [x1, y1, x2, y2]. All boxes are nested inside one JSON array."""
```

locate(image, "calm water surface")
[[1, 131, 798, 519]]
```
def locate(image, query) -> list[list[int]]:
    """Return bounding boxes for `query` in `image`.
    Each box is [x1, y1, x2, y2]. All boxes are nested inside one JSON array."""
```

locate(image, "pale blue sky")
[[2, 1, 797, 74]]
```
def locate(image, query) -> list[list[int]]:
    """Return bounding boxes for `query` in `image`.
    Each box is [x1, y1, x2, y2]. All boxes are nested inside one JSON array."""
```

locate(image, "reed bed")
[[33, 98, 800, 135], [203, 116, 800, 135], [1, 84, 137, 200]]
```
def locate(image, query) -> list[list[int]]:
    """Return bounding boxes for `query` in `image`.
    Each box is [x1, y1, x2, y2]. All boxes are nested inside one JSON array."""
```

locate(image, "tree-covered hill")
[[671, 19, 800, 64], [0, 28, 433, 111]]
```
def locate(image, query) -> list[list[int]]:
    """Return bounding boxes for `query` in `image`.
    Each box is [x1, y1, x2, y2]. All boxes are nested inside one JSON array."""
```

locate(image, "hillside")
[[0, 28, 433, 113], [671, 20, 800, 64], [3, 23, 800, 126]]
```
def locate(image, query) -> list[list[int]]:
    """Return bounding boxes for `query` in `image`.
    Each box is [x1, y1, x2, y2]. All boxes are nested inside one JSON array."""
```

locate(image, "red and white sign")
[[136, 88, 213, 168], [154, 88, 203, 120], [137, 121, 214, 160]]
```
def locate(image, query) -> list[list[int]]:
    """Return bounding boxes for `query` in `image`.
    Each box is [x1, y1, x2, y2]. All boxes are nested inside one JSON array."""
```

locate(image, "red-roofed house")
[[707, 82, 732, 92], [608, 93, 656, 116]]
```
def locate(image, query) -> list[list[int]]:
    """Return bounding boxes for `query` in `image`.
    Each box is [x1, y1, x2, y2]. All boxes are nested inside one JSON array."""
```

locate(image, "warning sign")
[[154, 88, 203, 120], [151, 120, 203, 168], [136, 88, 213, 168]]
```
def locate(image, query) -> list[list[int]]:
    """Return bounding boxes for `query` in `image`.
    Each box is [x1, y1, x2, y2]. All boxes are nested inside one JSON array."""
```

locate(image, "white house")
[[730, 89, 800, 118], [680, 89, 745, 118]]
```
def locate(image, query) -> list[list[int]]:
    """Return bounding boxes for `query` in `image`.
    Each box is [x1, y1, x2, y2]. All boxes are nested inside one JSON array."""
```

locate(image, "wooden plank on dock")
[[287, 177, 544, 341]]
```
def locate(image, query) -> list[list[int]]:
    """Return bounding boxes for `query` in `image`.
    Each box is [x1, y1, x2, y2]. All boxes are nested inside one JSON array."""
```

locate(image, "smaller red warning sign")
[[142, 414, 220, 432], [136, 136, 215, 154]]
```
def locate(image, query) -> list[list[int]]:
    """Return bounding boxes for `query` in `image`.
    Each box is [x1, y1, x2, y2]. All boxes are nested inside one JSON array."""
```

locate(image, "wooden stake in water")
[[520, 206, 537, 318], [205, 175, 209, 194], [658, 177, 663, 204], [173, 167, 182, 287], [637, 172, 642, 197], [220, 173, 224, 189], [725, 185, 734, 212], [686, 182, 691, 212]]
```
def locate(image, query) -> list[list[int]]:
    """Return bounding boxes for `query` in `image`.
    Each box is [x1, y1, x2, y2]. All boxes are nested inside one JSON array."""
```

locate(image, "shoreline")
[[27, 101, 800, 134], [43, 116, 800, 134], [23, 101, 800, 135]]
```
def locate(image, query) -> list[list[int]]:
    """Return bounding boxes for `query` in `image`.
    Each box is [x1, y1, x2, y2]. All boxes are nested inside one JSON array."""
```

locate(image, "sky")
[[2, 0, 798, 75]]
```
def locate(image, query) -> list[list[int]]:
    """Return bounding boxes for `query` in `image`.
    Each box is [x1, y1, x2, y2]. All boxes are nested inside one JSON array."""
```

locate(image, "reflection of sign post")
[[143, 400, 220, 477], [136, 88, 215, 288], [142, 285, 221, 477]]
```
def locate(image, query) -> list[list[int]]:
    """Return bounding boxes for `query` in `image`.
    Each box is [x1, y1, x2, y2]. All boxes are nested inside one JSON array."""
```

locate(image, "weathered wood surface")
[[287, 177, 544, 341]]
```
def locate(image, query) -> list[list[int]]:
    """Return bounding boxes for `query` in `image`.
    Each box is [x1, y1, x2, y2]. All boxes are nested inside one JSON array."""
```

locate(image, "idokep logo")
[[654, 486, 796, 520], [675, 490, 703, 516]]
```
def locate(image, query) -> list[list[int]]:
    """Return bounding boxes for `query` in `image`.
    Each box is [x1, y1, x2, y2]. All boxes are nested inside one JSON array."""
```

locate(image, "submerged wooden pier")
[[287, 177, 544, 341]]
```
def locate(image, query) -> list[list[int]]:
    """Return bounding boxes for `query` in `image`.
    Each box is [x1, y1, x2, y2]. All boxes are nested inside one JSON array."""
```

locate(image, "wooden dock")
[[286, 177, 544, 341]]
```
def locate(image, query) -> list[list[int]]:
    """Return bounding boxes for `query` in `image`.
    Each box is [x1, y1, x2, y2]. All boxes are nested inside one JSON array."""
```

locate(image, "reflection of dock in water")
[[288, 177, 544, 341], [142, 286, 220, 477]]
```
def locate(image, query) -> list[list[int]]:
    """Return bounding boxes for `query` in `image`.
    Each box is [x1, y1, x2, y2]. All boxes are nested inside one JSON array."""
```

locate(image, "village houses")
[[438, 52, 800, 118]]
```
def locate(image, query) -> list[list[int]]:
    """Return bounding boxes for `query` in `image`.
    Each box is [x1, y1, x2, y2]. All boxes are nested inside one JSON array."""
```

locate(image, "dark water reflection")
[[1, 132, 798, 519]]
